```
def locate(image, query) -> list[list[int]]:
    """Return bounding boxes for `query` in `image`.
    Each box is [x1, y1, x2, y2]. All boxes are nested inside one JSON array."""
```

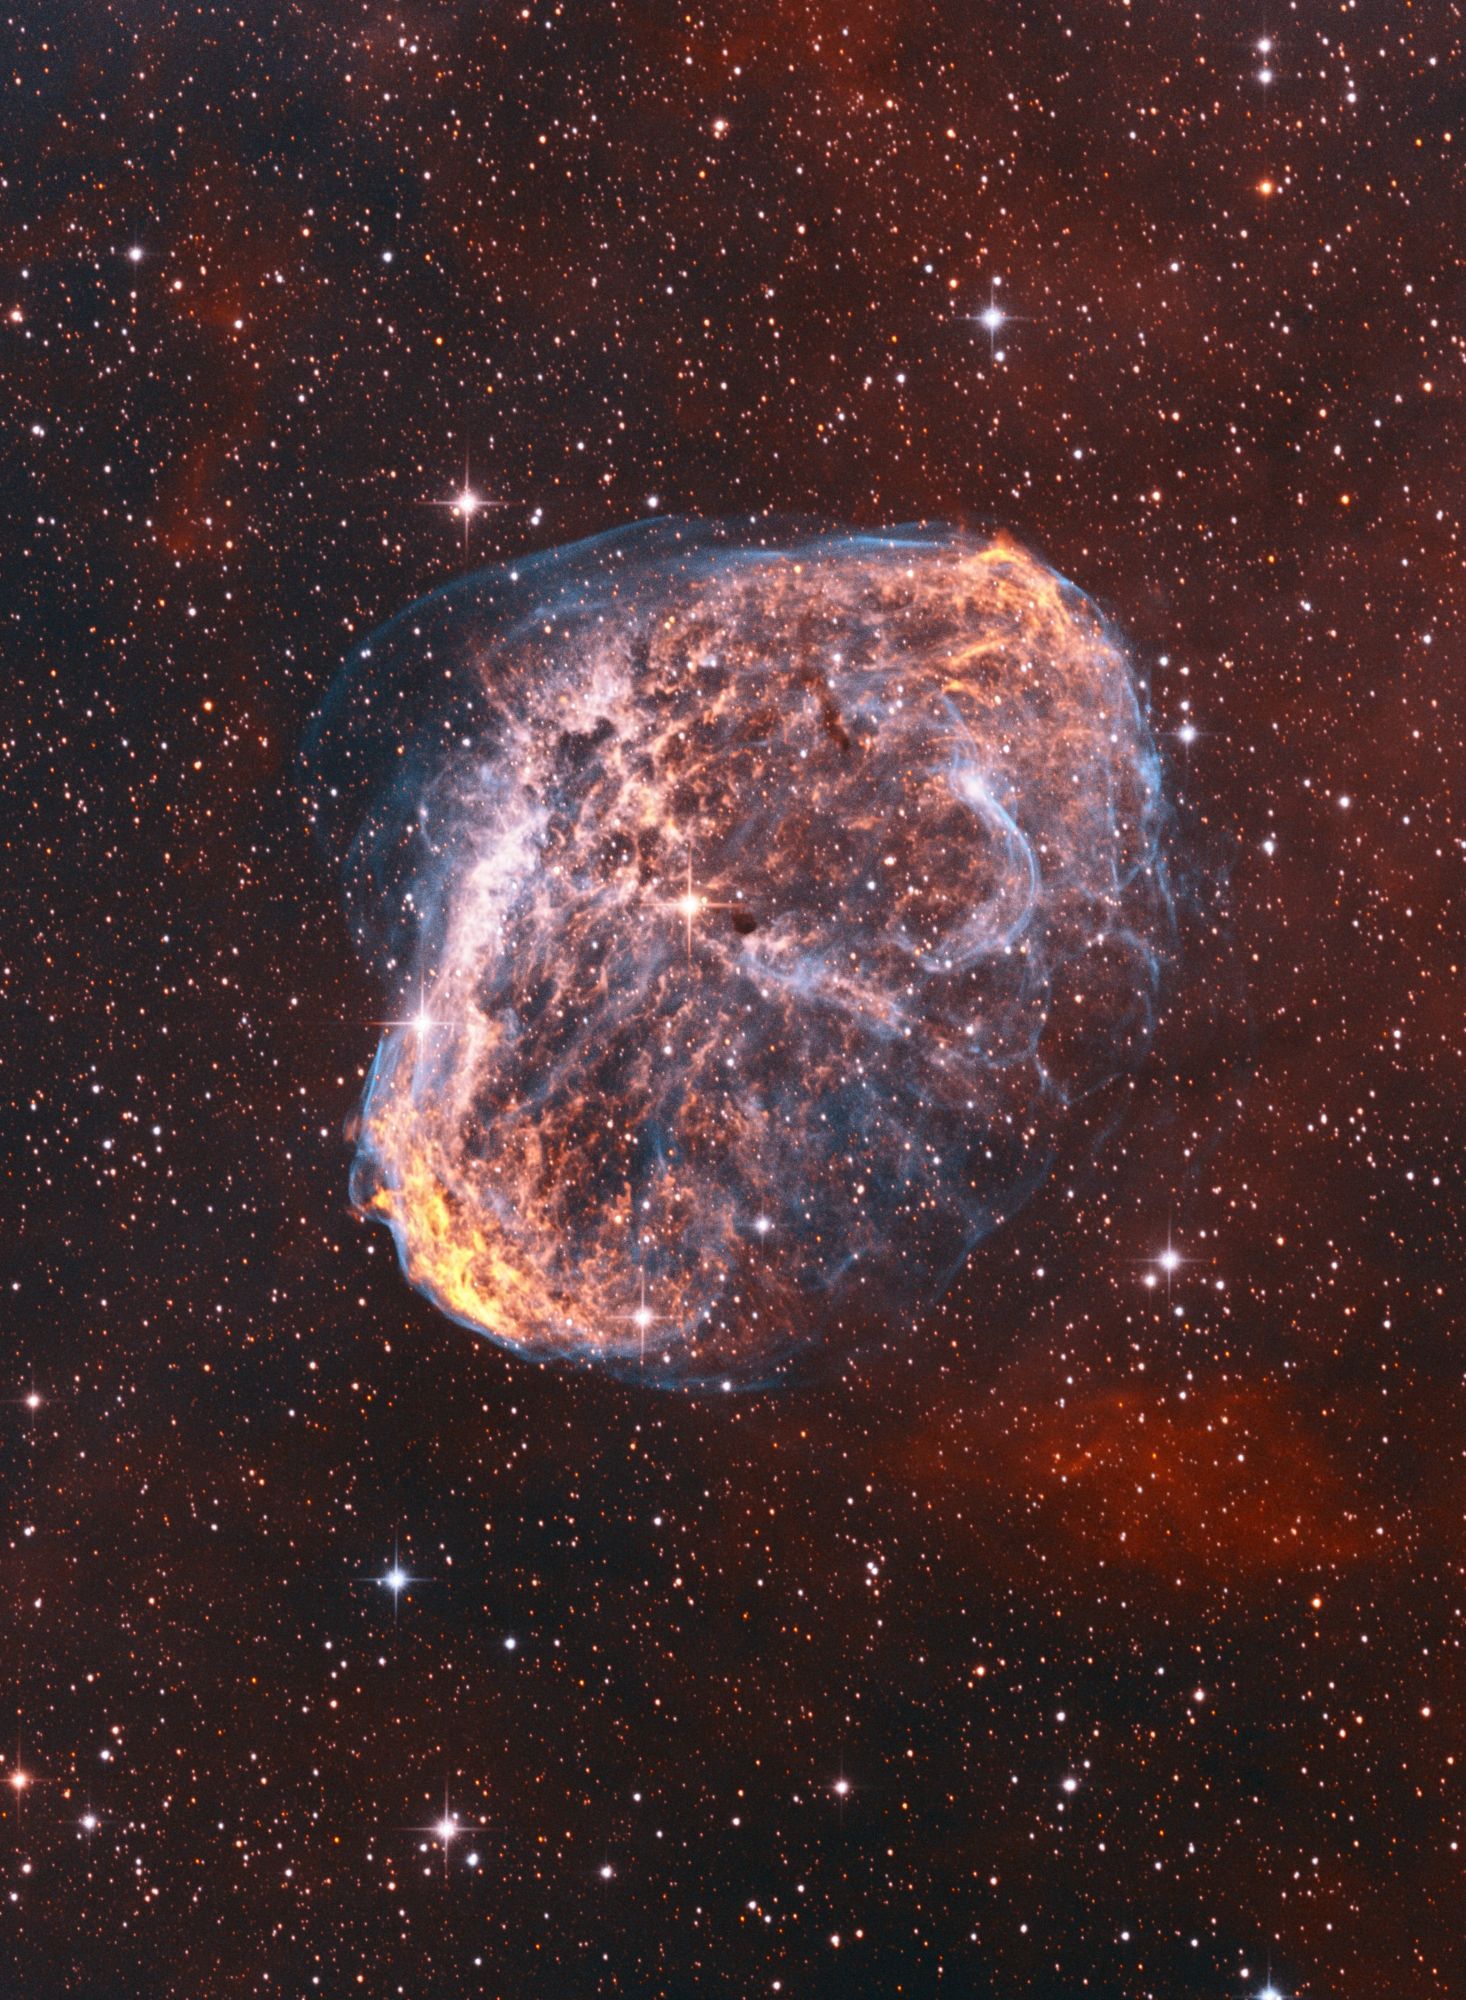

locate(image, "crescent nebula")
[[305, 519, 1173, 1386]]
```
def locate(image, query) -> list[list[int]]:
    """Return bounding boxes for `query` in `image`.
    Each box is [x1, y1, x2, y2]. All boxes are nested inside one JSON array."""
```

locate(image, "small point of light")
[[833, 1778, 851, 1797], [413, 1009, 433, 1035], [127, 245, 144, 263], [1060, 1775, 1079, 1793], [647, 495, 660, 510], [633, 1307, 654, 1330], [1177, 721, 1197, 744], [980, 305, 1005, 332], [9, 1771, 28, 1792], [454, 487, 479, 518], [599, 1862, 614, 1879], [25, 1393, 41, 1410], [504, 1635, 517, 1650], [754, 1215, 773, 1236], [1159, 1248, 1181, 1272], [80, 1813, 98, 1831], [383, 1566, 408, 1593], [677, 892, 700, 917]]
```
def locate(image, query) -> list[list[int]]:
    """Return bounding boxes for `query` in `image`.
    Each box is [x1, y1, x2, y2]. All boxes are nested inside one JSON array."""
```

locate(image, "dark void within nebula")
[[305, 520, 1174, 1385]]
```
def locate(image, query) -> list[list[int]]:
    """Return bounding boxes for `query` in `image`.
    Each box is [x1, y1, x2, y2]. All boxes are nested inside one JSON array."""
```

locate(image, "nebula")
[[304, 520, 1173, 1385]]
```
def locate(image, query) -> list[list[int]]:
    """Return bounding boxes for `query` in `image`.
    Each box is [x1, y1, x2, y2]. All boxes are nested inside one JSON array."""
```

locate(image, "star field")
[[2, 4, 1461, 1996]]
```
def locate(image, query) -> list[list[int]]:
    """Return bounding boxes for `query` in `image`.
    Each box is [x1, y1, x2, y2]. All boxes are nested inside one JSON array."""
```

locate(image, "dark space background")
[[3, 3, 1461, 1995]]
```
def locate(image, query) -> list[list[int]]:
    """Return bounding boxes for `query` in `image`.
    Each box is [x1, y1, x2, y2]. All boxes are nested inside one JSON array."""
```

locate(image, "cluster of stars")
[[4, 0, 1456, 1993]]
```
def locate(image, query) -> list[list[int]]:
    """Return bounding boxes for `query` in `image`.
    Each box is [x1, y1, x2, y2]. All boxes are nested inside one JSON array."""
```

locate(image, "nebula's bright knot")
[[305, 520, 1172, 1385]]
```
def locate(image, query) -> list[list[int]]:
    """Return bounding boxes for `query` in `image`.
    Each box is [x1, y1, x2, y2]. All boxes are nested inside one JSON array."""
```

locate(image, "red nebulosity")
[[11, 2, 1460, 1995], [901, 1373, 1374, 1579]]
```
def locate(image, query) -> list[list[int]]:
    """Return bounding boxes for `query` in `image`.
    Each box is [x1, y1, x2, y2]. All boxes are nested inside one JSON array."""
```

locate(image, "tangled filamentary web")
[[304, 519, 1173, 1385]]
